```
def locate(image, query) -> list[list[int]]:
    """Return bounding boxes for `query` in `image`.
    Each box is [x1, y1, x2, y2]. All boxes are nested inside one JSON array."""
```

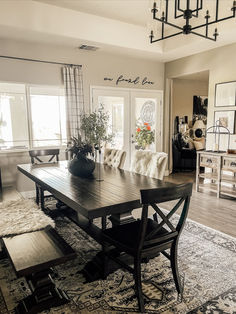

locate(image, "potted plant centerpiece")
[[81, 105, 114, 158], [67, 105, 113, 178], [67, 133, 95, 178]]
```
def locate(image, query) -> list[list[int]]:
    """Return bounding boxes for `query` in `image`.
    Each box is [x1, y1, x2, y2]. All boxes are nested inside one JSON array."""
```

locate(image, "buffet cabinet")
[[196, 151, 236, 198]]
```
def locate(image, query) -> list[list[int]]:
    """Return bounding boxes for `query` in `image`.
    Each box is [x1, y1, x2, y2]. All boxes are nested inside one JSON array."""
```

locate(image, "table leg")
[[35, 184, 39, 205], [40, 187, 45, 211], [0, 240, 7, 260], [65, 209, 136, 282], [109, 211, 135, 227], [15, 269, 69, 314]]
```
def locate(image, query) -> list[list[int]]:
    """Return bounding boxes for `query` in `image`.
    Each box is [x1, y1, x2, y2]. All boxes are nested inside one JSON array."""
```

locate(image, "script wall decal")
[[104, 75, 154, 86]]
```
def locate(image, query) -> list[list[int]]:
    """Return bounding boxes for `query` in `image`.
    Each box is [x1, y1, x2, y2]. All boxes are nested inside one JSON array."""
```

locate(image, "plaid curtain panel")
[[63, 65, 84, 140]]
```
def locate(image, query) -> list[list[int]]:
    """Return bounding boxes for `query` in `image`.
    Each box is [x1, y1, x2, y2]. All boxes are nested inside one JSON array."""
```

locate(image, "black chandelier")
[[150, 0, 236, 42]]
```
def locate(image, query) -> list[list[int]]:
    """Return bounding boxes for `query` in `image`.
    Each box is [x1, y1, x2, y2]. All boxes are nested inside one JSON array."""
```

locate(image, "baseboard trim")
[[164, 169, 170, 176], [19, 190, 35, 199]]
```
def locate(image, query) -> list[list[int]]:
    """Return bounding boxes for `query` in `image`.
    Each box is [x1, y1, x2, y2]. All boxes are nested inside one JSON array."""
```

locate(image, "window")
[[0, 83, 29, 149], [29, 86, 66, 147], [0, 82, 66, 150]]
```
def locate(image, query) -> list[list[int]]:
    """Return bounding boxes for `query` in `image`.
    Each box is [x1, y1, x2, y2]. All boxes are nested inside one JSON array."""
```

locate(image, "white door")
[[91, 87, 163, 169]]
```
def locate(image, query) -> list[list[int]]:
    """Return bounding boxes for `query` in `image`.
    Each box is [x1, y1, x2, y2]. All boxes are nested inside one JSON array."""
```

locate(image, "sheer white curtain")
[[62, 65, 84, 140]]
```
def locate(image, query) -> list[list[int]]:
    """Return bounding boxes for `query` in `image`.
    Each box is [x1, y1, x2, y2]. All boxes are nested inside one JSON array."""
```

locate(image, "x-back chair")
[[102, 183, 192, 313], [29, 149, 60, 214]]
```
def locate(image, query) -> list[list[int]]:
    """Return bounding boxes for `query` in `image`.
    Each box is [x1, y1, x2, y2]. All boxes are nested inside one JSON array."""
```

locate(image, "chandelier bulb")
[[161, 11, 165, 20], [232, 0, 236, 10], [214, 28, 219, 38], [151, 1, 158, 14], [205, 10, 210, 19], [150, 30, 154, 39]]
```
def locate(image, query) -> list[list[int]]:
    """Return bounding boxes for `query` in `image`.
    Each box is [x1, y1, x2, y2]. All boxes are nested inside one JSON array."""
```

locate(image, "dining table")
[[17, 160, 175, 280]]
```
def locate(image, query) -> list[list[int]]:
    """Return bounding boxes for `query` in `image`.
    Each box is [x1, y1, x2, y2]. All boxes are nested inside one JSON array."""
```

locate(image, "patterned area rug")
[[0, 215, 235, 313]]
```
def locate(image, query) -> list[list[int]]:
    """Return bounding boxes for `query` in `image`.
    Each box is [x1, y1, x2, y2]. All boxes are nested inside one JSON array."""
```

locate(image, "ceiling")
[[0, 0, 236, 62], [36, 0, 150, 26], [176, 70, 209, 82]]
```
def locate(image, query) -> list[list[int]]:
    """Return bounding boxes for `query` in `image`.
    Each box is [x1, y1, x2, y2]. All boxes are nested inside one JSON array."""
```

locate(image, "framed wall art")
[[193, 95, 208, 124], [214, 110, 235, 134], [215, 81, 236, 107]]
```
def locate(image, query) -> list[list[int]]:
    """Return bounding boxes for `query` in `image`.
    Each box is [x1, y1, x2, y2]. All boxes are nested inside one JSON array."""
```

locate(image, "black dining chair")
[[102, 183, 192, 313], [29, 149, 60, 213]]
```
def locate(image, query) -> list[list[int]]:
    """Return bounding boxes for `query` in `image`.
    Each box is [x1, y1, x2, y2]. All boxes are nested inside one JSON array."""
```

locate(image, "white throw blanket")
[[0, 199, 55, 237]]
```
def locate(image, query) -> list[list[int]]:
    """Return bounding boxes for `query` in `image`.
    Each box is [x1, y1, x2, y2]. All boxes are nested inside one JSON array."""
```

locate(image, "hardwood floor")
[[2, 171, 236, 238], [163, 171, 236, 238]]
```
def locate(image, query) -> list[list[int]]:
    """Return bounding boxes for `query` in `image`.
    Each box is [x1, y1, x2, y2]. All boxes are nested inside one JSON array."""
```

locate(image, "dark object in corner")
[[172, 133, 196, 172]]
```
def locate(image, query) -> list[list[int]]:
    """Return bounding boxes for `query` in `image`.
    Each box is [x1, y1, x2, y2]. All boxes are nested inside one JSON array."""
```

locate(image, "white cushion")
[[130, 151, 168, 180], [103, 148, 126, 169], [130, 151, 168, 219]]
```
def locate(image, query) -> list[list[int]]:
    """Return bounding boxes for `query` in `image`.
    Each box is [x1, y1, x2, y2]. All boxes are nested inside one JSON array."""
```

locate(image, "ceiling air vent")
[[78, 45, 99, 51]]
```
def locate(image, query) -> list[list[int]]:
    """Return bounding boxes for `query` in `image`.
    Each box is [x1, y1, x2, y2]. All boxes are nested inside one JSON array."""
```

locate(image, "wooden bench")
[[2, 227, 76, 314]]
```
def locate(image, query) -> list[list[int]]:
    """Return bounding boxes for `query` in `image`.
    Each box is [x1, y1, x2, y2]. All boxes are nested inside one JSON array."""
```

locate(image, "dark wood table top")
[[17, 161, 175, 219]]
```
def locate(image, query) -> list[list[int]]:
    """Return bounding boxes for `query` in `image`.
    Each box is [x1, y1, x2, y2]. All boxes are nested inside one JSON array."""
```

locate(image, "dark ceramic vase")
[[68, 153, 95, 178]]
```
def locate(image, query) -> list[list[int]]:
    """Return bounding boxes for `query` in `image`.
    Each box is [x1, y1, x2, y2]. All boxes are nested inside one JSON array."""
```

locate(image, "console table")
[[196, 151, 236, 198]]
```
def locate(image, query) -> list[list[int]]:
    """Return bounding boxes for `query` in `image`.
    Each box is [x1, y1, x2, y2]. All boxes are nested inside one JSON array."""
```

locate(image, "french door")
[[91, 86, 163, 169]]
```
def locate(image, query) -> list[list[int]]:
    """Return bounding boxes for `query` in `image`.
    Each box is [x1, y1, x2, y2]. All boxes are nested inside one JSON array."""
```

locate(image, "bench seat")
[[2, 227, 76, 313]]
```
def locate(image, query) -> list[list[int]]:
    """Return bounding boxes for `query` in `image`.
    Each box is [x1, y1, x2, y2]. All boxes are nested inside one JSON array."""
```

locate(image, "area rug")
[[0, 199, 55, 237], [0, 215, 235, 313]]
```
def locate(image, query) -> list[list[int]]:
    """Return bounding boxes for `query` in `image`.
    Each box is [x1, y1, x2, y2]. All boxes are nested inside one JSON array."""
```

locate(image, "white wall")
[[165, 43, 236, 154], [0, 39, 164, 106], [0, 38, 164, 187]]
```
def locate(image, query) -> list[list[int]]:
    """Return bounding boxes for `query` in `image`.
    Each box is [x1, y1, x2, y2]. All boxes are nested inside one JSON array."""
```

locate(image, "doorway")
[[91, 86, 163, 169], [169, 70, 209, 173]]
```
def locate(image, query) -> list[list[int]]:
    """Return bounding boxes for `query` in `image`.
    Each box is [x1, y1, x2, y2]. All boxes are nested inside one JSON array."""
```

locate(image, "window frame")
[[0, 81, 67, 152]]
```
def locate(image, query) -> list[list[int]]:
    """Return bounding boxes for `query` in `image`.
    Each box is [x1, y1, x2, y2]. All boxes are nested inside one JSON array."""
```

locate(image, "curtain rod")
[[0, 55, 82, 67]]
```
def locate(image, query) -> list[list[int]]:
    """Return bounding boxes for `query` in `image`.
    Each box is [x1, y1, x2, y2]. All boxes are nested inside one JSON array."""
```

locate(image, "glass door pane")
[[130, 91, 163, 162], [91, 88, 130, 169], [97, 96, 124, 149]]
